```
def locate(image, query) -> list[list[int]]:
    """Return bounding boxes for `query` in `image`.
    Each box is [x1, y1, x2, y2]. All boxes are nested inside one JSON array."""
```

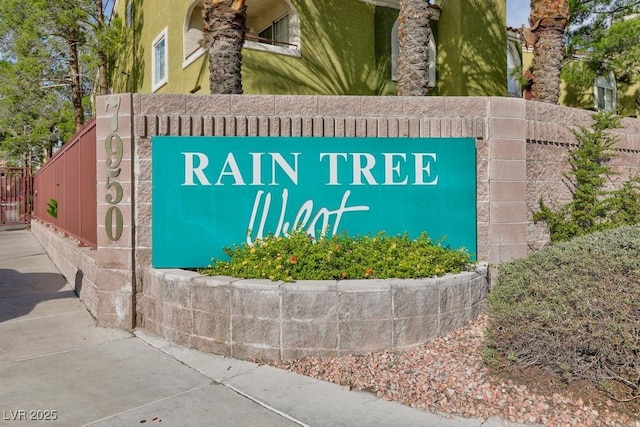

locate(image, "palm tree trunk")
[[529, 0, 569, 104], [202, 0, 247, 94], [397, 0, 433, 96], [530, 27, 564, 103]]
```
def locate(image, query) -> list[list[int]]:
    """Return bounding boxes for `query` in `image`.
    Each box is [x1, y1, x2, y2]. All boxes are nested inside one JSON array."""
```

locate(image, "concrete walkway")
[[0, 228, 527, 426]]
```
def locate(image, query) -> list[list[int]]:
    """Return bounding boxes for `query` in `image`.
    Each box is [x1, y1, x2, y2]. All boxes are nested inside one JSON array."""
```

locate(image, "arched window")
[[183, 1, 205, 68], [391, 18, 436, 87], [245, 0, 300, 57], [183, 0, 300, 66], [506, 39, 522, 97]]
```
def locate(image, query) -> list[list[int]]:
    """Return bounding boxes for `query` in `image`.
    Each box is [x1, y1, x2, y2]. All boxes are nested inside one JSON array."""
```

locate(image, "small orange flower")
[[290, 255, 297, 264], [364, 268, 373, 277], [341, 272, 348, 278]]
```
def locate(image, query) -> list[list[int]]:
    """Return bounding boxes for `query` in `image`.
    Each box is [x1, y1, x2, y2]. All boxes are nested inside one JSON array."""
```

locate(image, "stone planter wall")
[[32, 95, 640, 361], [141, 266, 488, 360], [31, 220, 100, 320]]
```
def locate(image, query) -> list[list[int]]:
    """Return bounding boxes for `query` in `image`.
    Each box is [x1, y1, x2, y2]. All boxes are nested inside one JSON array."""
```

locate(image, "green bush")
[[533, 112, 640, 241], [201, 229, 472, 282], [486, 226, 640, 399], [46, 198, 58, 218]]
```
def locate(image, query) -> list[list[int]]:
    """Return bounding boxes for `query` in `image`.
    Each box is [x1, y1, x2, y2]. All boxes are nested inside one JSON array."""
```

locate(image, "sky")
[[507, 0, 530, 28]]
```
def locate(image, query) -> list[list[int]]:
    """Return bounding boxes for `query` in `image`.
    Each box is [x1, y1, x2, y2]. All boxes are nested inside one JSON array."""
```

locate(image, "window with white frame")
[[182, 0, 300, 61], [258, 14, 290, 47], [152, 28, 168, 92], [183, 1, 205, 67], [391, 18, 436, 87], [594, 73, 617, 112], [245, 0, 300, 57]]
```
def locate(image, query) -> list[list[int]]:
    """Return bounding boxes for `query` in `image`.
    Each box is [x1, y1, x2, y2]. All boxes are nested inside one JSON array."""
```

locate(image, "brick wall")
[[128, 95, 640, 269], [126, 96, 640, 311], [39, 94, 640, 336]]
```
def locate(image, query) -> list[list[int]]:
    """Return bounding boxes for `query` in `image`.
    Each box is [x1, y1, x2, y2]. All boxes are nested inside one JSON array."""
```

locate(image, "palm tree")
[[527, 0, 569, 103], [396, 0, 433, 96], [202, 0, 247, 94]]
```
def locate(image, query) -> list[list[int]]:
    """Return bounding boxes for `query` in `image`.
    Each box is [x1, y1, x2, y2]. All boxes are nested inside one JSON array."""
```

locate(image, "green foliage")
[[486, 226, 640, 400], [604, 176, 640, 226], [533, 112, 640, 241], [566, 1, 640, 83], [201, 229, 472, 282], [46, 198, 58, 219], [509, 64, 531, 89], [0, 57, 75, 166], [560, 59, 597, 88], [589, 16, 640, 83], [0, 0, 122, 164]]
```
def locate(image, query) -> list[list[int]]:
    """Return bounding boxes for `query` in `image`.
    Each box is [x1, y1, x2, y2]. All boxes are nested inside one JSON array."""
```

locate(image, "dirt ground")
[[263, 315, 640, 426]]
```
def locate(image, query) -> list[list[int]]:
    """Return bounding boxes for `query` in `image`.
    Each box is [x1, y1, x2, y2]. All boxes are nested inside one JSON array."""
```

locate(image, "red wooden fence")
[[33, 118, 97, 248]]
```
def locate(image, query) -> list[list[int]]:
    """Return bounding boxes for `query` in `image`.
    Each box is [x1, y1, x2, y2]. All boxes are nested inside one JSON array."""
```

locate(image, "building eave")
[[358, 0, 441, 19]]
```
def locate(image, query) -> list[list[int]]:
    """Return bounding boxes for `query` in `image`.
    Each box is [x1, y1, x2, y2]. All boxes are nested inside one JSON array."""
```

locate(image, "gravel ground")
[[263, 315, 639, 426]]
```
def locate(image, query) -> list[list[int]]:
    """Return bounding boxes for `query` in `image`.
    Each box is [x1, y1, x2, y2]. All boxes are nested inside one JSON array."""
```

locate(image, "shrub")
[[201, 228, 472, 282], [485, 225, 640, 400], [46, 198, 58, 218], [533, 112, 640, 241]]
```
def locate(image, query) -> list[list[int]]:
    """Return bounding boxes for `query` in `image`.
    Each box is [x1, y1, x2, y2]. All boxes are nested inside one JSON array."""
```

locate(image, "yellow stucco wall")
[[112, 0, 382, 95], [111, 0, 509, 97], [522, 47, 639, 117], [437, 0, 507, 96]]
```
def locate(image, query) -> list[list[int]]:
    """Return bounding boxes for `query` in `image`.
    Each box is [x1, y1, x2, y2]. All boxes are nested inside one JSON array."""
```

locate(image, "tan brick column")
[[95, 94, 135, 329], [487, 97, 528, 265]]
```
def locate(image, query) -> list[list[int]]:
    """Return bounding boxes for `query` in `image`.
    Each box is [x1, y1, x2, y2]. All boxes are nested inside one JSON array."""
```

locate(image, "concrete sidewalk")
[[0, 228, 527, 426]]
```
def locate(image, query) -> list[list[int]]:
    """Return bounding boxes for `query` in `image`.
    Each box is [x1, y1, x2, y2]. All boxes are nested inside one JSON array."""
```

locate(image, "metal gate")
[[0, 167, 32, 226]]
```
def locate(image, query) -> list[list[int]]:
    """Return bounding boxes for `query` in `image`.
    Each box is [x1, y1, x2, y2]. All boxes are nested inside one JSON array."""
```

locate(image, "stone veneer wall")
[[143, 267, 488, 360], [31, 220, 99, 318], [33, 95, 640, 359], [128, 95, 640, 275], [525, 105, 640, 249], [126, 95, 640, 359]]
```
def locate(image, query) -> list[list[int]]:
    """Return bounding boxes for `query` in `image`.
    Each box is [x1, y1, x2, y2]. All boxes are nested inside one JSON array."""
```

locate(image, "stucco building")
[[111, 0, 510, 97]]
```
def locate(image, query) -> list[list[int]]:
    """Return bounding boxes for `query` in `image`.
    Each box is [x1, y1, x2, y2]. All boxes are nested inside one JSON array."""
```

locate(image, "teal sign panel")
[[152, 136, 476, 268]]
